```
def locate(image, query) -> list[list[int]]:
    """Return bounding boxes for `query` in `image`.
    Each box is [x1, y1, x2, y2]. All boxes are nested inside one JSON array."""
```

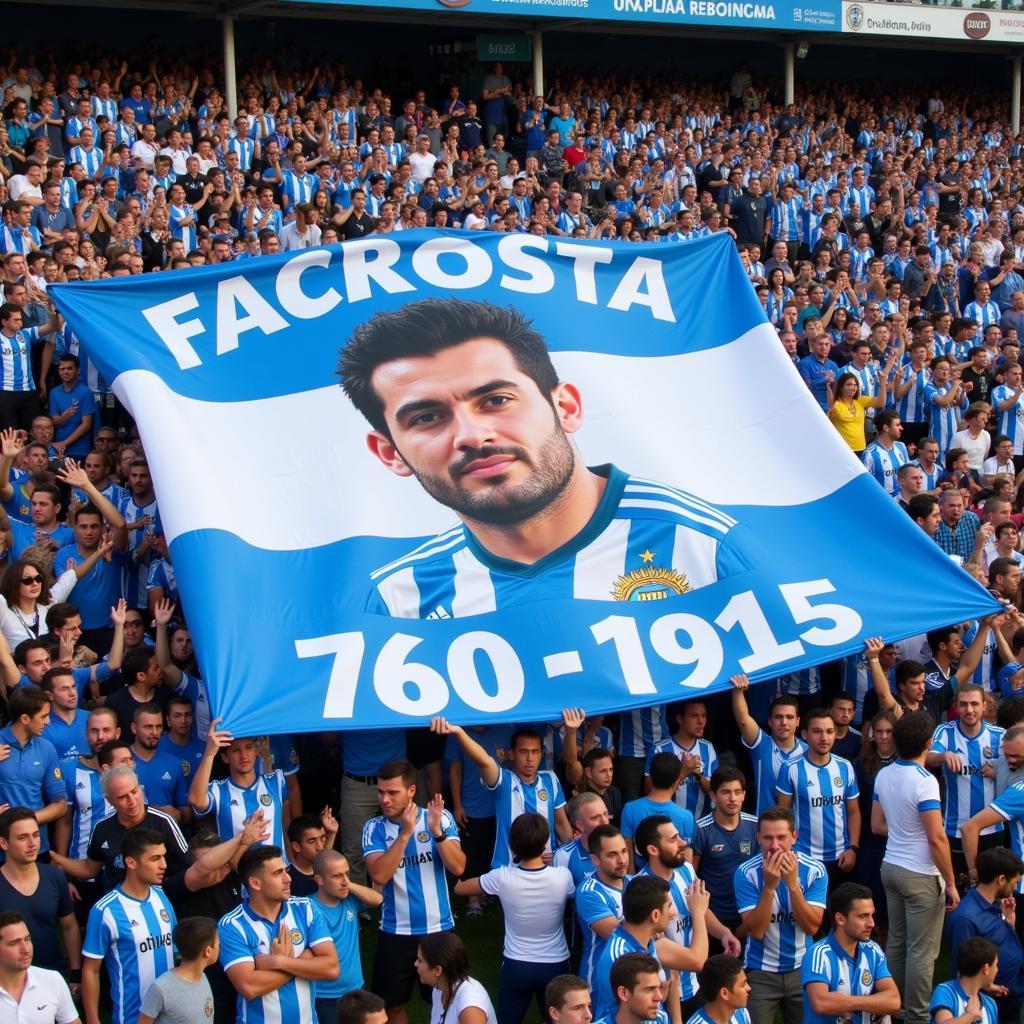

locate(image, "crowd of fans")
[[3, 43, 1024, 1024]]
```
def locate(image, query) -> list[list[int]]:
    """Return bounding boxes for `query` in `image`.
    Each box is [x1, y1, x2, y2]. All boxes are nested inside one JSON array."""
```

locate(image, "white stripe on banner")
[[115, 320, 864, 550]]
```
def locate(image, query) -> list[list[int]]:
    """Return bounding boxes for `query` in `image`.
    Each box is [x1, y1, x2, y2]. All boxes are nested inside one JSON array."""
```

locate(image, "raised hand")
[[240, 810, 270, 847], [321, 804, 339, 837], [730, 673, 750, 691], [0, 428, 23, 459], [562, 707, 586, 731], [400, 798, 419, 836], [109, 598, 128, 627], [153, 598, 176, 627], [430, 716, 462, 737], [55, 457, 89, 490], [685, 878, 710, 916], [864, 636, 885, 657], [426, 793, 446, 837], [204, 717, 234, 755]]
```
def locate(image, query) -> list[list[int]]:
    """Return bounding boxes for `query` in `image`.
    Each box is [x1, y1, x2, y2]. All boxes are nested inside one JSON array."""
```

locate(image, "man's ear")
[[366, 432, 413, 477]]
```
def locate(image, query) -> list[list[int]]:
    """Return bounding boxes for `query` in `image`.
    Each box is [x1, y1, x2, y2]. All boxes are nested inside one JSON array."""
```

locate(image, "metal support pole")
[[784, 42, 795, 107], [223, 15, 238, 122], [1013, 54, 1022, 136], [532, 31, 544, 99]]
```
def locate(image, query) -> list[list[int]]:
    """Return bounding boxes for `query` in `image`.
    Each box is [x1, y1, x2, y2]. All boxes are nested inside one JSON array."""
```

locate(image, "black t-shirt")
[[87, 808, 190, 888], [0, 864, 72, 972], [939, 172, 962, 217], [179, 174, 207, 205], [163, 867, 242, 920], [341, 212, 376, 240], [963, 367, 996, 405], [287, 864, 318, 898], [104, 684, 172, 738]]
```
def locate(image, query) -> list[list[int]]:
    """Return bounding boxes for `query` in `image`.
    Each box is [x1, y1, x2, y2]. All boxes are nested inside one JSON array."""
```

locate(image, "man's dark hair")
[[893, 710, 936, 759], [377, 759, 416, 786], [509, 811, 549, 862], [339, 990, 386, 1024], [122, 827, 165, 865], [697, 954, 745, 1002], [287, 813, 325, 846], [238, 844, 284, 886], [956, 937, 1000, 978], [7, 685, 49, 722], [122, 647, 155, 686], [977, 845, 1024, 885], [610, 952, 662, 999], [39, 666, 74, 693], [586, 823, 623, 856], [544, 975, 589, 1014], [97, 739, 132, 767], [875, 409, 900, 432], [769, 693, 800, 716], [895, 659, 925, 688], [709, 765, 746, 792], [0, 911, 25, 933], [926, 626, 959, 654], [44, 602, 80, 633], [621, 874, 670, 924], [998, 697, 1024, 730], [989, 557, 1019, 587], [510, 727, 543, 751], [338, 299, 560, 436], [757, 805, 796, 831], [908, 494, 937, 524], [173, 916, 218, 960], [0, 806, 38, 840], [12, 637, 49, 668], [581, 747, 613, 770], [648, 751, 683, 790], [828, 881, 873, 921], [633, 814, 673, 863]]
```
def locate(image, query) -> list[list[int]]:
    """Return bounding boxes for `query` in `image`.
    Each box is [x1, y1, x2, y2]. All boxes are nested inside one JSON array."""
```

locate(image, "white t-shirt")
[[0, 966, 79, 1024], [983, 456, 1016, 477], [430, 978, 498, 1024], [951, 428, 991, 471], [479, 864, 574, 962], [875, 759, 943, 876], [408, 150, 438, 184], [8, 176, 41, 203]]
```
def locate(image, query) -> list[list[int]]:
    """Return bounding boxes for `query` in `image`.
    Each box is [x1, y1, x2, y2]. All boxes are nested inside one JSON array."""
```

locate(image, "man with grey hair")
[[49, 764, 188, 888]]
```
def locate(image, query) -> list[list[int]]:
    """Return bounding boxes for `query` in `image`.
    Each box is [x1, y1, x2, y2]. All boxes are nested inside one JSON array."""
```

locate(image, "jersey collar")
[[460, 464, 626, 579]]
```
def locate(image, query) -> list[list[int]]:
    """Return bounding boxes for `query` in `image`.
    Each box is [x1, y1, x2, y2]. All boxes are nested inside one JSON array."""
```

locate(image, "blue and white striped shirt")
[[362, 806, 460, 935], [770, 197, 801, 242], [219, 897, 331, 1024], [735, 852, 827, 972], [931, 720, 1004, 838], [895, 364, 929, 424], [200, 771, 288, 860], [280, 170, 316, 208], [0, 326, 39, 392], [744, 729, 808, 815], [862, 440, 910, 496], [992, 384, 1024, 455], [365, 466, 754, 620], [487, 767, 566, 868], [65, 761, 112, 859], [576, 875, 629, 985], [83, 885, 176, 1024], [802, 932, 892, 1024], [640, 861, 699, 999], [592, 925, 663, 1019], [647, 735, 718, 819], [777, 753, 859, 861], [930, 980, 998, 1024], [618, 707, 669, 759], [923, 380, 968, 456]]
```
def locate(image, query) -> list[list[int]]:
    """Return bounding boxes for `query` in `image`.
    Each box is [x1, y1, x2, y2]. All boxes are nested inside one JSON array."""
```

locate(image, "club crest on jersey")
[[182, 761, 191, 776], [204, 998, 214, 1018], [53, 767, 62, 780], [861, 970, 872, 986], [833, 776, 842, 787], [739, 841, 752, 854], [612, 565, 690, 602], [417, 831, 429, 843], [260, 794, 272, 806], [984, 747, 993, 758], [291, 929, 302, 944], [537, 790, 548, 801], [159, 909, 171, 922]]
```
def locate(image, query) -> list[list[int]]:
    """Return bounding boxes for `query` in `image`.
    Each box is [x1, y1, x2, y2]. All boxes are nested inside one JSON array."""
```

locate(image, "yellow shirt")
[[828, 396, 874, 451]]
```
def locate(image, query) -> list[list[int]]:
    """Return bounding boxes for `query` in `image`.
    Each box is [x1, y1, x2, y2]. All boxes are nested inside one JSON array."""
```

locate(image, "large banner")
[[288, 0, 841, 33], [51, 231, 998, 735]]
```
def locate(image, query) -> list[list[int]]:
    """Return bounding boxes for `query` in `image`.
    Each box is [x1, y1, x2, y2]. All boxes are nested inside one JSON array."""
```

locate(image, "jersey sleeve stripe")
[[623, 479, 737, 527], [618, 498, 730, 535], [369, 527, 466, 580]]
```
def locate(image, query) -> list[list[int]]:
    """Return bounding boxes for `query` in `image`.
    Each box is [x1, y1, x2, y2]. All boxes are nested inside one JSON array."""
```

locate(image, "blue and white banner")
[[287, 0, 841, 32], [51, 231, 998, 735]]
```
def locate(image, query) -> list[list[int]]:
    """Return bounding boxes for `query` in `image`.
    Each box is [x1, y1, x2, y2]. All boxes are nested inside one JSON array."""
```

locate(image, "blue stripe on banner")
[[50, 231, 765, 403], [170, 475, 999, 735]]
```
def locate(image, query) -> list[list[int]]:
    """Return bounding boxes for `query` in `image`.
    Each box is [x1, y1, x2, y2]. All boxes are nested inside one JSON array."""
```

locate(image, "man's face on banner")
[[366, 338, 583, 528]]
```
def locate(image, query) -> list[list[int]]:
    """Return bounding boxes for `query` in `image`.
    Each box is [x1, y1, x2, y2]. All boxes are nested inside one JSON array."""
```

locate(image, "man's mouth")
[[461, 455, 516, 478]]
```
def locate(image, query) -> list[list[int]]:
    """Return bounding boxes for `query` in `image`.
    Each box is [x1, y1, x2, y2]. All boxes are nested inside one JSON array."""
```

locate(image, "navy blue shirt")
[[0, 863, 73, 971], [798, 354, 840, 412], [948, 888, 1024, 997]]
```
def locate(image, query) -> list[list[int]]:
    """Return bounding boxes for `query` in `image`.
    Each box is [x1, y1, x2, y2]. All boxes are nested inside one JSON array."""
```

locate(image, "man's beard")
[[404, 418, 576, 528]]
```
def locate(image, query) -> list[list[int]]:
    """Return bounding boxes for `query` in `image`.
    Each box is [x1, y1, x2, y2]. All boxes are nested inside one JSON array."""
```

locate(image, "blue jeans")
[[498, 958, 569, 1024]]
